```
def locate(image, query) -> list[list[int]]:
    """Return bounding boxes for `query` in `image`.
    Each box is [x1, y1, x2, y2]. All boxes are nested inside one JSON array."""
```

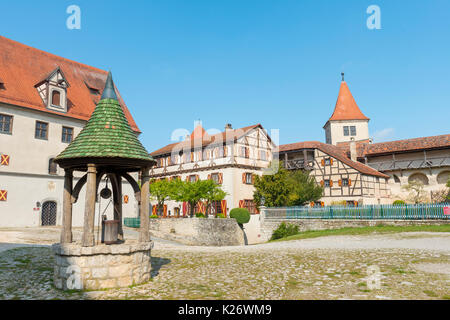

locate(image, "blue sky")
[[1, 0, 449, 151]]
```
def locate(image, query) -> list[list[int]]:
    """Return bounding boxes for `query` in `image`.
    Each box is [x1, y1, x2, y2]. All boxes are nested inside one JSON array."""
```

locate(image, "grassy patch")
[[270, 224, 450, 242], [423, 290, 438, 297]]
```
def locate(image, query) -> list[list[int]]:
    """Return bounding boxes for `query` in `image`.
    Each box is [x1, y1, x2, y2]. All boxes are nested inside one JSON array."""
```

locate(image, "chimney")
[[225, 123, 233, 131], [350, 137, 357, 162]]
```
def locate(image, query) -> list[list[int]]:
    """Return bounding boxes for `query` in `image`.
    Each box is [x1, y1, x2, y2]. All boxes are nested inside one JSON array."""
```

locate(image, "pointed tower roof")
[[190, 123, 207, 141], [327, 76, 369, 122], [55, 72, 155, 171]]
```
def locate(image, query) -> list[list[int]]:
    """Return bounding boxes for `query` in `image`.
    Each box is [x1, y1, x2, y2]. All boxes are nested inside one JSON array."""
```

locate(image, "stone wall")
[[149, 218, 245, 246], [52, 241, 152, 291], [260, 218, 450, 242]]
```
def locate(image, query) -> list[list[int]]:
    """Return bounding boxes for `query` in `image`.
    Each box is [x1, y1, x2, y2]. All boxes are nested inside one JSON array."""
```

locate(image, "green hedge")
[[271, 222, 299, 240], [230, 208, 250, 225]]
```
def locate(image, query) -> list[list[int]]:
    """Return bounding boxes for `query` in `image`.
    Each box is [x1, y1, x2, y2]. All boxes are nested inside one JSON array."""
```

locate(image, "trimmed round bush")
[[149, 215, 159, 219], [393, 200, 406, 206], [230, 208, 250, 225], [195, 213, 206, 218]]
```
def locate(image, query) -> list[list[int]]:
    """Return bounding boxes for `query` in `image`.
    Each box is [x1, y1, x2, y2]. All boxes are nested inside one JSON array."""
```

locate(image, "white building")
[[0, 36, 141, 227]]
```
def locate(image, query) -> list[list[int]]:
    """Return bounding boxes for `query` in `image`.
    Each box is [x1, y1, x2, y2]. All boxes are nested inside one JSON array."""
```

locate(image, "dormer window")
[[0, 78, 5, 90], [35, 67, 70, 113], [85, 82, 101, 95], [51, 90, 61, 106]]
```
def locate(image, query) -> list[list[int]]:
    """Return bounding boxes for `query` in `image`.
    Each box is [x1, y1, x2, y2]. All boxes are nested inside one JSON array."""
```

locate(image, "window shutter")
[[221, 200, 227, 216], [242, 173, 246, 184], [320, 180, 324, 187], [348, 179, 352, 186], [251, 174, 255, 185], [185, 176, 189, 182], [207, 174, 211, 180], [330, 158, 334, 165], [196, 175, 200, 182], [239, 200, 244, 208], [152, 205, 157, 215], [167, 157, 171, 166], [0, 154, 10, 166], [245, 147, 249, 158], [223, 146, 228, 157], [330, 180, 334, 187], [163, 205, 168, 218], [218, 173, 223, 184], [321, 159, 325, 166], [0, 190, 7, 201], [338, 179, 342, 187]]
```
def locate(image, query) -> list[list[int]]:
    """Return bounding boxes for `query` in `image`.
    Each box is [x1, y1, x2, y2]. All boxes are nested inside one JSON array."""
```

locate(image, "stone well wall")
[[149, 218, 245, 246], [259, 218, 450, 242], [52, 241, 153, 291]]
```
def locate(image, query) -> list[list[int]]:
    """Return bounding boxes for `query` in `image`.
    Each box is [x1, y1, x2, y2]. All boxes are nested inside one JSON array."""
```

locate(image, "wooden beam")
[[82, 164, 96, 247], [139, 167, 151, 242], [60, 169, 73, 244]]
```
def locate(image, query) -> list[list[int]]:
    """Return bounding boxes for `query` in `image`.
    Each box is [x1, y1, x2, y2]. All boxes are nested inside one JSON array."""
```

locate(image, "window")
[[35, 121, 48, 140], [0, 114, 12, 134], [324, 180, 331, 187], [51, 90, 61, 106], [243, 173, 253, 185], [189, 175, 197, 182], [325, 158, 331, 165], [48, 158, 57, 175], [210, 201, 223, 215], [342, 178, 349, 186], [344, 126, 357, 136], [211, 173, 220, 184], [343, 126, 349, 136], [62, 126, 73, 143], [260, 150, 267, 161], [243, 199, 257, 214], [240, 146, 249, 158]]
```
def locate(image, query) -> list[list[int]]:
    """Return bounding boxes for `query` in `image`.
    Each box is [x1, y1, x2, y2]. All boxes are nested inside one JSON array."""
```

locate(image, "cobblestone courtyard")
[[0, 228, 449, 300]]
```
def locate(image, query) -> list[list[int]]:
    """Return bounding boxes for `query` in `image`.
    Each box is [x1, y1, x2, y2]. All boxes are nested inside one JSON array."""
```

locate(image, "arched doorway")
[[42, 201, 57, 226]]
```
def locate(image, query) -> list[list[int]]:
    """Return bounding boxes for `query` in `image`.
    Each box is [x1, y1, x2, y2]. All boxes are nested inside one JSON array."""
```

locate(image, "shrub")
[[195, 213, 206, 218], [393, 200, 406, 206], [230, 208, 250, 225], [149, 215, 159, 219], [216, 213, 226, 219], [271, 222, 299, 240]]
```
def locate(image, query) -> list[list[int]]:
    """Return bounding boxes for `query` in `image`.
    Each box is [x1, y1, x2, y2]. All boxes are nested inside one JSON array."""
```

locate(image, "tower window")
[[51, 90, 61, 107], [0, 114, 13, 134], [343, 126, 357, 136], [350, 126, 356, 136], [343, 126, 349, 136]]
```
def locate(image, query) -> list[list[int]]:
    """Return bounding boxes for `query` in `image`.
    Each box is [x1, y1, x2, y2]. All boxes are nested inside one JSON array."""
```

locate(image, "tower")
[[324, 73, 370, 145]]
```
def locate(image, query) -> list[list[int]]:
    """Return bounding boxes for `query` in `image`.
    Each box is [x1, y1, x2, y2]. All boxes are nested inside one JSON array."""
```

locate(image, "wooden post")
[[112, 173, 124, 241], [60, 169, 73, 243], [82, 164, 97, 247], [139, 167, 150, 242]]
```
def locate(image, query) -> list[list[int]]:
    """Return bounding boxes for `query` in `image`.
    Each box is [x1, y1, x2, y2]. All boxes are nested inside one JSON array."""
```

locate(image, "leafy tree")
[[253, 161, 292, 207], [201, 179, 227, 217], [253, 161, 323, 207], [149, 179, 173, 215], [287, 170, 323, 206]]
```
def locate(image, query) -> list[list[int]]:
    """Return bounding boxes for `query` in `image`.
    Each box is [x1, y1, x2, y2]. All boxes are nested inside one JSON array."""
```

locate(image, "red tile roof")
[[365, 134, 450, 156], [0, 36, 140, 132], [151, 124, 261, 156], [278, 141, 389, 178], [326, 81, 369, 123]]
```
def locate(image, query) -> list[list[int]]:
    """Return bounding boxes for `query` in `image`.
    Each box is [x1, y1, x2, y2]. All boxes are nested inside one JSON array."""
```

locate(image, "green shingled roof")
[[55, 73, 153, 163]]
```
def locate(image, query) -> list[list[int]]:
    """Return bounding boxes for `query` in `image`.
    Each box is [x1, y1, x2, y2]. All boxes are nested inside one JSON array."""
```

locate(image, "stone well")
[[52, 241, 153, 291]]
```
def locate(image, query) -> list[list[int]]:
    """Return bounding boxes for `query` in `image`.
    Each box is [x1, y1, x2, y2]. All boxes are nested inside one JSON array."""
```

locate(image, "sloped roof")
[[151, 124, 262, 157], [336, 134, 450, 158], [55, 73, 153, 165], [0, 36, 140, 132], [278, 141, 388, 178], [326, 81, 369, 123]]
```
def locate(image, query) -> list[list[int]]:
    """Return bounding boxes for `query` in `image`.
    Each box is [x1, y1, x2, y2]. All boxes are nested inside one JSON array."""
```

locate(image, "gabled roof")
[[326, 81, 369, 125], [278, 141, 388, 178], [151, 124, 263, 157], [55, 72, 153, 164], [0, 36, 140, 132]]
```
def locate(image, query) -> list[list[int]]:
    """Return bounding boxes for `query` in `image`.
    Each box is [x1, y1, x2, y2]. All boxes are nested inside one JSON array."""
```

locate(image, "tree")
[[201, 180, 227, 217], [253, 161, 324, 208], [253, 161, 292, 207], [149, 179, 174, 215], [287, 170, 323, 206], [402, 180, 428, 204]]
